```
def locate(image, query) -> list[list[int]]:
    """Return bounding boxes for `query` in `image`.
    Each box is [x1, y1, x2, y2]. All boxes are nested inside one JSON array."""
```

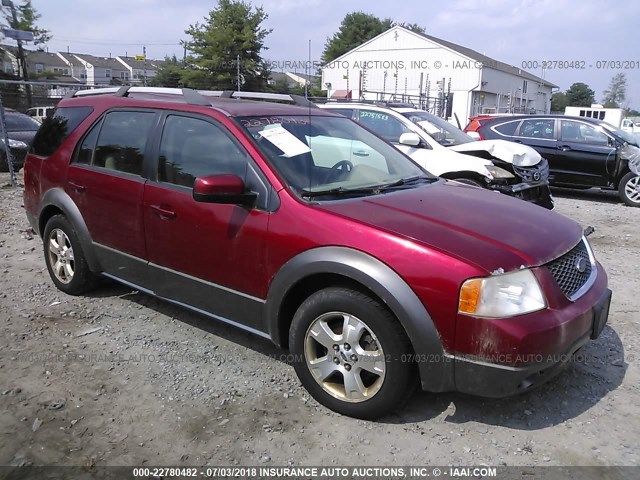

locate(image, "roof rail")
[[68, 86, 317, 108], [201, 90, 317, 108]]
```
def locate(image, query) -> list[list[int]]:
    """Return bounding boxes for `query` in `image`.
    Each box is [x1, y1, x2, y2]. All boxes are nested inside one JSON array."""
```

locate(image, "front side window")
[[358, 110, 410, 143], [560, 120, 609, 145], [93, 111, 155, 175], [519, 119, 555, 139], [158, 115, 250, 188], [402, 110, 473, 146], [237, 115, 432, 198]]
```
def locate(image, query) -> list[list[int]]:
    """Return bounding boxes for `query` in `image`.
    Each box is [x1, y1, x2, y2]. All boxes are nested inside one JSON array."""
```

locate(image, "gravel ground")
[[0, 172, 638, 469]]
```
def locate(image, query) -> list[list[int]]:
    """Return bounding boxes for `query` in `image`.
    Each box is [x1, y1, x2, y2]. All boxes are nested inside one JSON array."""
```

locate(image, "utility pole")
[[143, 45, 147, 87], [3, 0, 32, 107], [236, 54, 240, 92]]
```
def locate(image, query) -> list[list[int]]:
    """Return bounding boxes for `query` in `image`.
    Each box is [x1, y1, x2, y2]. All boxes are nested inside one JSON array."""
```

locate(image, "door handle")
[[68, 181, 86, 193], [353, 150, 369, 157], [150, 205, 177, 219], [557, 145, 572, 151], [513, 140, 523, 144]]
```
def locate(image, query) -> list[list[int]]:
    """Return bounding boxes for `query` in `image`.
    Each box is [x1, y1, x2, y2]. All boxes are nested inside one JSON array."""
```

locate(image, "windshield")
[[4, 113, 40, 131], [402, 111, 475, 146], [237, 115, 433, 198], [601, 122, 638, 146]]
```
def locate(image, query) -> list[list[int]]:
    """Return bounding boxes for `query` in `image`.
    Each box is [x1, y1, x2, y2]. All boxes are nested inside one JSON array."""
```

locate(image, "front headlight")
[[1, 138, 28, 149], [485, 165, 515, 179], [458, 269, 546, 318]]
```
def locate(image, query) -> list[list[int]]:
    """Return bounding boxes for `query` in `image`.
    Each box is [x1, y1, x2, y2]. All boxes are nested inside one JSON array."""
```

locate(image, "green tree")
[[3, 0, 51, 46], [181, 0, 271, 90], [322, 12, 393, 63], [551, 91, 568, 112], [149, 55, 184, 88], [565, 82, 595, 107], [397, 22, 426, 34], [602, 73, 627, 108]]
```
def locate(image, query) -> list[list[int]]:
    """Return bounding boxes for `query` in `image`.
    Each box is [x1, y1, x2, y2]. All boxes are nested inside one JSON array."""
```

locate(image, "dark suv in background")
[[472, 114, 640, 207], [23, 87, 611, 419], [0, 110, 40, 172]]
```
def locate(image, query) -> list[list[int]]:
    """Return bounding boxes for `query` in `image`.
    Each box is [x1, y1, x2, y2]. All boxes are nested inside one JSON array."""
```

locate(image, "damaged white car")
[[318, 103, 554, 209]]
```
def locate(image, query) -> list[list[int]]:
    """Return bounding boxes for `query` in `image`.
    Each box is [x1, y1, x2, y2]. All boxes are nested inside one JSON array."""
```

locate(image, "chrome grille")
[[513, 157, 550, 183], [546, 239, 593, 299]]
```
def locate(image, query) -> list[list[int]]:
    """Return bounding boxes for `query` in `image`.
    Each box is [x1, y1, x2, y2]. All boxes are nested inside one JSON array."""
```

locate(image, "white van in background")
[[565, 104, 636, 133], [25, 106, 56, 123]]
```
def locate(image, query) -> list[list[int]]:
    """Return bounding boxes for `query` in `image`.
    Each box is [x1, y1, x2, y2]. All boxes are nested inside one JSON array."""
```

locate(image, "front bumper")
[[490, 180, 554, 209], [448, 268, 611, 398]]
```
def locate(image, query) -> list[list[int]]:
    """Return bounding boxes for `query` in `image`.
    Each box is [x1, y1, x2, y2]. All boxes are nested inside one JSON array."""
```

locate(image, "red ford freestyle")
[[23, 87, 612, 419]]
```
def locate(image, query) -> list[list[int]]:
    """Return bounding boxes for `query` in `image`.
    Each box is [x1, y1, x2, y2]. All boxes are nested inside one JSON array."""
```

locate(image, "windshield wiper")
[[376, 175, 435, 190], [300, 186, 378, 198], [300, 176, 434, 198]]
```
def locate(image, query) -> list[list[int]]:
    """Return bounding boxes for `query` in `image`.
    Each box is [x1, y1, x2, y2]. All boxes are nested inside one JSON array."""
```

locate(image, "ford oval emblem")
[[575, 257, 588, 274]]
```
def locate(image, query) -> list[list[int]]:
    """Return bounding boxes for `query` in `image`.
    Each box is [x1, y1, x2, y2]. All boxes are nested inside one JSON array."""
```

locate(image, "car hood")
[[8, 130, 37, 146], [450, 140, 541, 167], [397, 143, 492, 177], [316, 181, 581, 273]]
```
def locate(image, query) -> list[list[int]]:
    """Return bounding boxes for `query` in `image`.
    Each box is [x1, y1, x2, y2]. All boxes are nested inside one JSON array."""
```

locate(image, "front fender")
[[265, 246, 454, 392], [38, 188, 102, 273]]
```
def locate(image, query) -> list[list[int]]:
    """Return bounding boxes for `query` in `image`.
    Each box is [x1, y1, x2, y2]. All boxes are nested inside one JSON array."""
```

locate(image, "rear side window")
[[30, 106, 93, 157], [328, 108, 355, 119], [493, 121, 519, 136], [358, 110, 410, 143], [93, 111, 156, 176], [518, 119, 555, 139]]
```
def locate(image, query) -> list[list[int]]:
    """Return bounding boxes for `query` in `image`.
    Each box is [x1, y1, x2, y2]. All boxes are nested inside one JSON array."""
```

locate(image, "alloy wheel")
[[624, 175, 640, 205], [47, 228, 75, 284], [304, 311, 386, 403]]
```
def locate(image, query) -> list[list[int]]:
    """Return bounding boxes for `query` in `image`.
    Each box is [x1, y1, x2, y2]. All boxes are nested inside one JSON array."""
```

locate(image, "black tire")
[[289, 287, 415, 419], [452, 177, 484, 188], [618, 172, 640, 207], [43, 215, 97, 295]]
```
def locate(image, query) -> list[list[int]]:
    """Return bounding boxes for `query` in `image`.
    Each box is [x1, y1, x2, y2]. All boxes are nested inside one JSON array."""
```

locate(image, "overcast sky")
[[20, 0, 640, 109]]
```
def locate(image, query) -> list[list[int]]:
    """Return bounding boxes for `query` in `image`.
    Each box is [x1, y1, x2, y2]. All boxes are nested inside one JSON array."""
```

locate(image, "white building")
[[321, 26, 557, 123]]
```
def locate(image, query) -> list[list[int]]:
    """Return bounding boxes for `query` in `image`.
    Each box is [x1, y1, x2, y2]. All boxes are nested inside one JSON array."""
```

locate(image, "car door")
[[513, 117, 558, 158], [551, 119, 617, 186], [65, 109, 158, 286], [143, 113, 271, 331]]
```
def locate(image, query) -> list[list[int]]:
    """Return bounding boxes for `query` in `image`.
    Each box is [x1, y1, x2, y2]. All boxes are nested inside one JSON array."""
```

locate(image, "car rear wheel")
[[619, 172, 640, 207], [289, 287, 415, 419], [43, 215, 97, 295]]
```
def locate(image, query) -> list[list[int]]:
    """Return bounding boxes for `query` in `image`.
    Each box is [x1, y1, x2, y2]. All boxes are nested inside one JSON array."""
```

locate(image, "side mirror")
[[193, 174, 257, 206], [399, 132, 422, 147]]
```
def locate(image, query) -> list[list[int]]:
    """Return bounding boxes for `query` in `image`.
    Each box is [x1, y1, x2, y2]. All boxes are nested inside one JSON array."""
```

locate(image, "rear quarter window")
[[493, 120, 519, 136], [30, 106, 93, 157]]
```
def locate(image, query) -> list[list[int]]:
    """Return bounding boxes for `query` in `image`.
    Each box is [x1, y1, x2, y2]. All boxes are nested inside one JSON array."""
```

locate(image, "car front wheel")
[[289, 287, 415, 419], [619, 172, 640, 207]]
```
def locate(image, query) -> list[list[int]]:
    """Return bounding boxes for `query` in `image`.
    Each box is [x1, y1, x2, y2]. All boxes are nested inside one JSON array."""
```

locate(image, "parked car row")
[[317, 103, 554, 209], [23, 87, 611, 419], [465, 114, 640, 207]]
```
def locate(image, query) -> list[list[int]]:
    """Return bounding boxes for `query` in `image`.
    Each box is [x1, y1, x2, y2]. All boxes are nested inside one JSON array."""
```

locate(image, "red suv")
[[23, 87, 612, 419]]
